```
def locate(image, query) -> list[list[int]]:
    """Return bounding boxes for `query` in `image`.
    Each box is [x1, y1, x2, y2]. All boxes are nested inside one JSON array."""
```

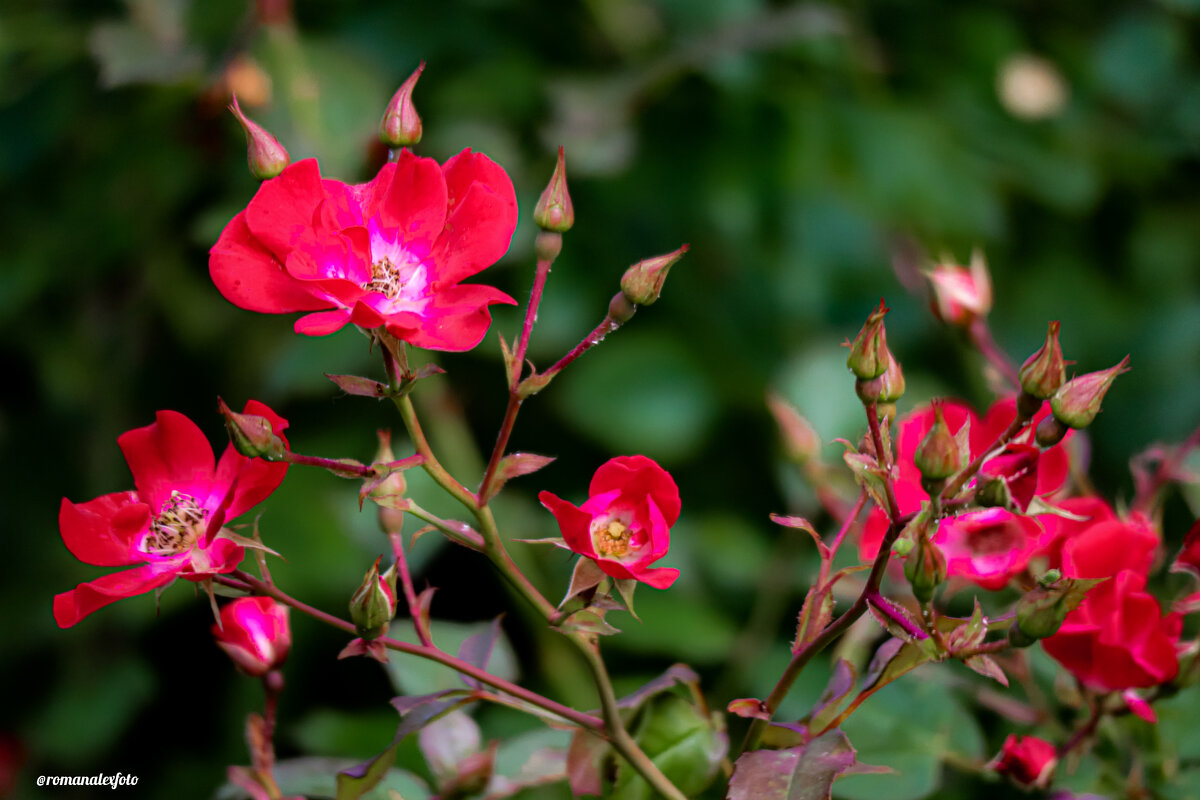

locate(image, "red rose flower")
[[859, 397, 1070, 568], [539, 456, 681, 589], [54, 401, 289, 628], [210, 150, 517, 351], [1033, 496, 1117, 571], [991, 734, 1056, 788], [214, 596, 291, 676], [933, 507, 1043, 591], [1171, 519, 1200, 577]]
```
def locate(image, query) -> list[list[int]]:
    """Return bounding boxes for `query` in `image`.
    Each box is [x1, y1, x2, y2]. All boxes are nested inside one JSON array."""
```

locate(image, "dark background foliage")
[[3, 0, 1200, 797]]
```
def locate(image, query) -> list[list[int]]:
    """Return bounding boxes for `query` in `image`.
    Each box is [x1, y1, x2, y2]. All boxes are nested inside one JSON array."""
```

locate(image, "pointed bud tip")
[[218, 396, 287, 460], [380, 62, 425, 148], [533, 146, 575, 232], [1019, 319, 1067, 399], [846, 298, 892, 379], [619, 244, 689, 306], [1050, 354, 1131, 429], [229, 93, 290, 180]]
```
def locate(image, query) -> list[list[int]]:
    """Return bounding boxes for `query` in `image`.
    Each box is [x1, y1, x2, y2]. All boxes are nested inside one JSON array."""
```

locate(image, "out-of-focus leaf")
[[610, 692, 726, 799], [728, 729, 883, 800], [385, 620, 518, 697], [808, 659, 857, 733]]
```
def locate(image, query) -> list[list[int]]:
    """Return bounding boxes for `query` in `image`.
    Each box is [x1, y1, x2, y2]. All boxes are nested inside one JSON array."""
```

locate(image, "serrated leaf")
[[616, 664, 701, 715], [566, 728, 608, 797], [843, 452, 892, 515], [794, 585, 834, 652], [558, 609, 620, 637], [482, 452, 558, 502], [866, 595, 926, 642], [770, 513, 829, 559], [561, 558, 606, 607], [964, 655, 1009, 686], [728, 729, 864, 800], [612, 692, 726, 799], [808, 659, 858, 733], [457, 617, 503, 690], [326, 373, 391, 398]]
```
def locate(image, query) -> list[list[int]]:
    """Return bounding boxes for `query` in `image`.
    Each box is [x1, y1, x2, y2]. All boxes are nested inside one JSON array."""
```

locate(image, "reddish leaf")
[[326, 373, 390, 398], [727, 698, 771, 721]]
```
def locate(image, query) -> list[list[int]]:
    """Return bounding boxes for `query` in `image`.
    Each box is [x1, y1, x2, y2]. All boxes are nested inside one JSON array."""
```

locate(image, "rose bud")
[[846, 299, 891, 380], [914, 402, 961, 481], [1051, 356, 1131, 429], [620, 245, 689, 306], [1019, 320, 1067, 402], [991, 734, 1057, 788], [214, 597, 291, 677], [904, 534, 947, 604], [350, 556, 398, 640], [218, 397, 288, 461], [928, 249, 992, 327], [371, 430, 408, 534], [533, 146, 574, 233], [228, 94, 290, 180], [380, 62, 424, 148]]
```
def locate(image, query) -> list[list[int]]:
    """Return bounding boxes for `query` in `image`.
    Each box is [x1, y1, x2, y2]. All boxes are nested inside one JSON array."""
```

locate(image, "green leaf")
[[385, 620, 518, 697], [610, 692, 726, 799], [728, 729, 881, 800], [808, 659, 858, 733]]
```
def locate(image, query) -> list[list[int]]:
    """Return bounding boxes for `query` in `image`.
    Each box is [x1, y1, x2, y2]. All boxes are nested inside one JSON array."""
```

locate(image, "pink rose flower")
[[991, 734, 1057, 788], [54, 401, 289, 628], [210, 150, 517, 351], [933, 507, 1043, 591], [539, 456, 681, 589], [213, 596, 291, 676]]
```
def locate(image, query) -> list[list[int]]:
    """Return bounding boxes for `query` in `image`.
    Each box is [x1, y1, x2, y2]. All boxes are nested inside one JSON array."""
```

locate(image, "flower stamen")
[[593, 519, 632, 558], [144, 491, 209, 556]]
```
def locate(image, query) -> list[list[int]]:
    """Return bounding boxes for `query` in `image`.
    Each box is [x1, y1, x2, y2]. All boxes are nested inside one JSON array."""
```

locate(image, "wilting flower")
[[214, 596, 291, 676], [991, 734, 1057, 788], [210, 150, 517, 351], [54, 402, 289, 628], [539, 456, 681, 589]]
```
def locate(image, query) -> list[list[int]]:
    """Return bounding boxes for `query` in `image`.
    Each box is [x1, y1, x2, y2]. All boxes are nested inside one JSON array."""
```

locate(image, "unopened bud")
[[928, 249, 992, 327], [533, 146, 574, 233], [213, 597, 291, 676], [1051, 356, 1131, 429], [372, 430, 407, 534], [766, 393, 821, 464], [1019, 321, 1066, 400], [380, 62, 424, 148], [914, 403, 961, 480], [846, 299, 891, 379], [620, 245, 689, 306], [858, 357, 905, 405], [229, 94, 290, 180], [1014, 575, 1100, 641], [350, 556, 398, 640], [904, 535, 947, 603], [218, 397, 287, 461]]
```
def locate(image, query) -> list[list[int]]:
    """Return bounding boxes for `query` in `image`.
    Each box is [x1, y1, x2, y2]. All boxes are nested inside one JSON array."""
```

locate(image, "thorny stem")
[[968, 317, 1021, 391], [737, 406, 911, 756], [513, 254, 556, 384], [388, 532, 432, 648], [818, 492, 867, 586], [222, 570, 602, 732], [543, 313, 622, 381], [865, 589, 928, 640]]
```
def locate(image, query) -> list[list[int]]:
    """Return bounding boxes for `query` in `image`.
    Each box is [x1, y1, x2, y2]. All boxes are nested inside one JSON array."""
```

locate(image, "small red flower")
[[991, 734, 1057, 788], [210, 150, 517, 351], [213, 596, 291, 676], [933, 507, 1043, 591], [539, 456, 681, 589], [54, 401, 289, 628]]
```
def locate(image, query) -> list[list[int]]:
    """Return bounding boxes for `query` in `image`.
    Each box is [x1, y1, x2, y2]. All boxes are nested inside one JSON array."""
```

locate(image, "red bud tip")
[[846, 299, 891, 379], [229, 94, 290, 180], [218, 396, 287, 461], [914, 402, 961, 480], [1019, 320, 1067, 400], [533, 146, 574, 233], [380, 62, 425, 148], [620, 244, 689, 306], [1050, 355, 1131, 429]]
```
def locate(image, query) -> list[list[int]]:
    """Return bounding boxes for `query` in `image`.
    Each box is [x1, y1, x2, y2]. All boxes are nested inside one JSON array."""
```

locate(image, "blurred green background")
[[4, 0, 1200, 797]]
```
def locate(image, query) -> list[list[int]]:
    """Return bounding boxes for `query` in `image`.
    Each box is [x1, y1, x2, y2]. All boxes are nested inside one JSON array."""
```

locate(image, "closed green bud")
[[846, 299, 891, 379], [350, 557, 398, 640], [1051, 356, 1131, 429], [1019, 321, 1066, 400], [620, 245, 689, 306], [914, 403, 961, 480], [228, 95, 290, 180], [217, 397, 287, 461], [380, 62, 424, 148], [533, 146, 574, 233], [904, 535, 946, 604]]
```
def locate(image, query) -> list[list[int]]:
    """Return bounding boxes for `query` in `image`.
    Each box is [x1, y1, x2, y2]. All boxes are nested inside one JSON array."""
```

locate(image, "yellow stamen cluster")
[[366, 257, 405, 298], [144, 491, 207, 557], [593, 519, 632, 558]]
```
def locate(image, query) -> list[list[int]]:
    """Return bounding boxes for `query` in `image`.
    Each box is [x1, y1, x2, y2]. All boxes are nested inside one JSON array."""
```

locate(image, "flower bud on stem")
[[228, 95, 290, 180], [1051, 355, 1131, 429], [620, 245, 689, 306], [533, 147, 574, 233], [380, 62, 424, 148], [846, 299, 891, 380]]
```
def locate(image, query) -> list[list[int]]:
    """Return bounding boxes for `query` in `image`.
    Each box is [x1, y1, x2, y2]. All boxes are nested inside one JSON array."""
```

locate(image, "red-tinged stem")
[[866, 403, 902, 521], [865, 589, 928, 640], [955, 639, 1009, 659], [285, 452, 375, 477], [224, 570, 601, 732], [938, 413, 1029, 502], [478, 393, 522, 503], [1057, 698, 1103, 758], [543, 314, 621, 381], [968, 317, 1021, 391], [388, 531, 432, 648], [818, 492, 867, 586], [512, 256, 556, 386]]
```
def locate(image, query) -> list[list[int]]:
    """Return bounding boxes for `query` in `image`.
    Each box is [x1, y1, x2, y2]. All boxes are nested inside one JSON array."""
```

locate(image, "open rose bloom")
[[54, 401, 288, 628], [539, 455, 681, 589], [209, 150, 517, 351]]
